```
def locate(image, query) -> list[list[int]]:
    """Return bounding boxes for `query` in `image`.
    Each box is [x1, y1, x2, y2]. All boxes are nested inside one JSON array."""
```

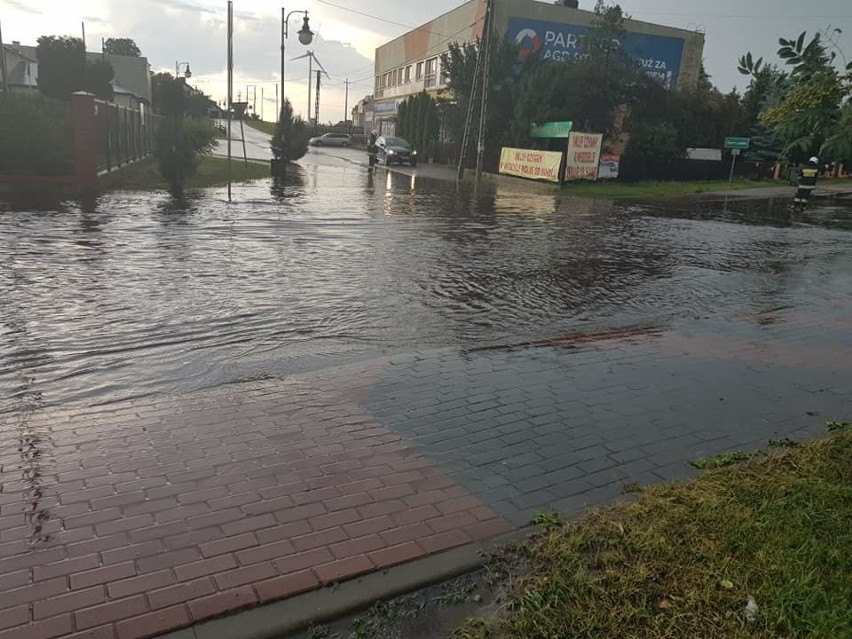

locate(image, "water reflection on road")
[[1, 153, 851, 414]]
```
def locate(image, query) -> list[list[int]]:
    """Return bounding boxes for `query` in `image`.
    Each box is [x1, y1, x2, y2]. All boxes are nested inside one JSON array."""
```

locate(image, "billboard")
[[566, 132, 603, 181], [499, 148, 563, 182], [374, 100, 398, 114], [509, 17, 685, 90]]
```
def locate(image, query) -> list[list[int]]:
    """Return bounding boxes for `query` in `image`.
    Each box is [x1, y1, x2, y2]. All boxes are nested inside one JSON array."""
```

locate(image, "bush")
[[154, 116, 217, 197], [0, 93, 73, 175], [271, 99, 309, 164]]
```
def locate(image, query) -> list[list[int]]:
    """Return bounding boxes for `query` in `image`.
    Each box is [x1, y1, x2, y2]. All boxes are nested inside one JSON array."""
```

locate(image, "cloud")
[[86, 0, 373, 120], [2, 0, 42, 14]]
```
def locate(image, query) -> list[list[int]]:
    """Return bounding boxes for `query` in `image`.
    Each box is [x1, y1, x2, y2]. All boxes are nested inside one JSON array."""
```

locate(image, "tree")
[[271, 99, 309, 167], [103, 38, 142, 57], [152, 72, 182, 115], [739, 29, 852, 163], [440, 37, 516, 159], [85, 60, 114, 101], [36, 36, 86, 99], [36, 35, 116, 101], [154, 117, 217, 198]]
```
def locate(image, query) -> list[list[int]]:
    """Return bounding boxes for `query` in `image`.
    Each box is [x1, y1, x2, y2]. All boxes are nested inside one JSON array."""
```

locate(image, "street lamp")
[[280, 8, 313, 123], [175, 61, 192, 79]]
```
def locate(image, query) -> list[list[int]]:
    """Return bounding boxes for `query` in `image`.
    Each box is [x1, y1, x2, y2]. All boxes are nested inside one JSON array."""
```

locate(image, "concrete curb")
[[158, 528, 532, 639]]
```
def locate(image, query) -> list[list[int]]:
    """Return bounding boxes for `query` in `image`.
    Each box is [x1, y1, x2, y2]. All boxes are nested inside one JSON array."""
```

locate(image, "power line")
[[316, 0, 416, 30]]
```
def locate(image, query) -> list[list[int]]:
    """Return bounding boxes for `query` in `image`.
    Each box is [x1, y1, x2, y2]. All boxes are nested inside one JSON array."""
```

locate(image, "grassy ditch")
[[559, 179, 775, 199], [109, 156, 269, 191], [245, 120, 277, 136], [455, 427, 852, 638]]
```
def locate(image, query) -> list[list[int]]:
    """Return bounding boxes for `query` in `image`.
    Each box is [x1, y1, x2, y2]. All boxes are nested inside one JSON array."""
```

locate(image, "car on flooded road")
[[309, 133, 352, 147], [376, 136, 418, 166]]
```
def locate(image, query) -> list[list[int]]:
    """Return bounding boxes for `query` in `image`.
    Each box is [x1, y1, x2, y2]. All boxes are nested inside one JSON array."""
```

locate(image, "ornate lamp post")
[[175, 61, 192, 79], [280, 9, 313, 122]]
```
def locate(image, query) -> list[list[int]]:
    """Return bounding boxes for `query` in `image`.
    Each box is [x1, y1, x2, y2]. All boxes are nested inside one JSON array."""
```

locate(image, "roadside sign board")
[[724, 137, 750, 150], [498, 147, 563, 182], [531, 121, 573, 138], [565, 132, 603, 181]]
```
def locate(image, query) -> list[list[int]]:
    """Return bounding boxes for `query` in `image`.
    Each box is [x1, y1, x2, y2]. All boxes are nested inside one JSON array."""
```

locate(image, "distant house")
[[352, 95, 373, 134], [2, 42, 151, 106], [1, 42, 38, 90]]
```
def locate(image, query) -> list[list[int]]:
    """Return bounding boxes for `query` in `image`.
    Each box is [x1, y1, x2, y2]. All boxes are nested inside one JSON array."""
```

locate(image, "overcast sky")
[[2, 0, 850, 121]]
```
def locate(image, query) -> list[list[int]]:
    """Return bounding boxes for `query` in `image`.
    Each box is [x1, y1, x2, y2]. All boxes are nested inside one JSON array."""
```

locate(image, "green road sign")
[[724, 137, 750, 150], [531, 121, 573, 138]]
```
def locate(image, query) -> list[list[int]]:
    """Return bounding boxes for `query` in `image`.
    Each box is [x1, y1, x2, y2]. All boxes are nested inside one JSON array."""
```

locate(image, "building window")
[[416, 61, 424, 81], [404, 65, 411, 83], [439, 56, 449, 85], [424, 57, 437, 88]]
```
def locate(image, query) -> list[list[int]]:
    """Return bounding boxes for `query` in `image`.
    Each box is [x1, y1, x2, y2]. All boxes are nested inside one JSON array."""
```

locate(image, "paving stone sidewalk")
[[1, 300, 851, 639]]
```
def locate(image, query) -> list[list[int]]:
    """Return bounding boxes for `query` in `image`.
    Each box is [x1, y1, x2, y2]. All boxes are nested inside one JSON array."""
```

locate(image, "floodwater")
[[2, 151, 852, 415]]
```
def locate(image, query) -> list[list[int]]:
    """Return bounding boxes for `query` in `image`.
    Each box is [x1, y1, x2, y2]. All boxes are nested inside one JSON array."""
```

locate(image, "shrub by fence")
[[0, 93, 73, 175]]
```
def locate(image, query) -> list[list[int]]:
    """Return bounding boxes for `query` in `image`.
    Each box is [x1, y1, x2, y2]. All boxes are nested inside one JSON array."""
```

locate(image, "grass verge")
[[109, 156, 269, 191], [455, 429, 852, 638], [245, 120, 277, 136], [559, 178, 776, 199]]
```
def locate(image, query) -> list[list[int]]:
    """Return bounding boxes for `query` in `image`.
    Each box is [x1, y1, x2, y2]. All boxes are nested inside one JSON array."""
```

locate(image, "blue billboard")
[[508, 17, 686, 90]]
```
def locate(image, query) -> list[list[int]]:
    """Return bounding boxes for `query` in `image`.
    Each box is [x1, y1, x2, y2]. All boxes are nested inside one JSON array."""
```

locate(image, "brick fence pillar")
[[71, 92, 99, 189]]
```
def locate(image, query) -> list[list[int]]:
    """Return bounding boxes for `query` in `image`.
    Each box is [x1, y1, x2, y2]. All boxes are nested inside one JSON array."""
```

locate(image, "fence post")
[[70, 92, 99, 189]]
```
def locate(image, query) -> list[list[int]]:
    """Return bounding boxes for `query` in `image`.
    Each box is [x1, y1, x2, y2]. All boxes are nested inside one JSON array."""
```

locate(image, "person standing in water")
[[793, 157, 820, 206], [367, 131, 379, 173]]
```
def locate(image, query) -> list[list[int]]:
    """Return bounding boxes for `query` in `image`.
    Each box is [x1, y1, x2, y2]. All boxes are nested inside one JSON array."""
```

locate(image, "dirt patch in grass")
[[455, 430, 852, 638]]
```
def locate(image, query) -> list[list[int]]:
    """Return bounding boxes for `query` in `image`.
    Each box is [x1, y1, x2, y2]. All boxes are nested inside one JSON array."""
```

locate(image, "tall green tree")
[[103, 38, 142, 57], [36, 35, 116, 101], [739, 30, 851, 162], [85, 60, 114, 101], [440, 36, 516, 160], [36, 36, 86, 99]]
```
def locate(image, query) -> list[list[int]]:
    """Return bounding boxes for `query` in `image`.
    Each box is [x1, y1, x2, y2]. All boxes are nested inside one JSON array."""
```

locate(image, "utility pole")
[[81, 21, 86, 49], [280, 8, 285, 122], [307, 52, 313, 124], [475, 0, 493, 184], [227, 0, 233, 201], [314, 69, 321, 127], [456, 2, 488, 181], [0, 21, 9, 93], [344, 79, 350, 131]]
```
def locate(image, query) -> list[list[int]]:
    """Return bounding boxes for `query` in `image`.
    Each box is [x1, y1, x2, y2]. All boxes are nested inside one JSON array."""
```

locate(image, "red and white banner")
[[565, 132, 603, 181], [498, 147, 563, 183]]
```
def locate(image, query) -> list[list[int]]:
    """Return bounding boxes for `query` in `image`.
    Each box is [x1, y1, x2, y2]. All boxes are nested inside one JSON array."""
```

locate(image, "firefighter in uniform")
[[794, 157, 820, 205]]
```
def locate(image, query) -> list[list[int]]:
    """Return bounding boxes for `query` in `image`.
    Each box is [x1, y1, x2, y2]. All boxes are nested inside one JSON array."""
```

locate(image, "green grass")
[[454, 430, 852, 639], [559, 178, 776, 198], [245, 120, 276, 136], [691, 450, 754, 469], [109, 156, 269, 191]]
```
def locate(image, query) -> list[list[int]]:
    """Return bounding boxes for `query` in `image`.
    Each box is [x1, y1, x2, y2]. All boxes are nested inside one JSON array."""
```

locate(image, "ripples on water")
[[2, 160, 851, 414]]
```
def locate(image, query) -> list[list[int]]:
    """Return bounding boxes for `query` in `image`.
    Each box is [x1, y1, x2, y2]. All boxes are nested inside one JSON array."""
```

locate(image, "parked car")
[[376, 136, 418, 166], [309, 133, 352, 147]]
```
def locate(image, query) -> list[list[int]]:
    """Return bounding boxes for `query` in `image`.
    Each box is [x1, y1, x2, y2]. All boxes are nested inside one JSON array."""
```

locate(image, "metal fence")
[[94, 100, 157, 172]]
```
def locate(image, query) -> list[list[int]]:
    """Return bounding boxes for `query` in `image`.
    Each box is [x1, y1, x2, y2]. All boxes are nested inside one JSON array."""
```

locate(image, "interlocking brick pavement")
[[0, 368, 510, 639], [1, 300, 851, 638]]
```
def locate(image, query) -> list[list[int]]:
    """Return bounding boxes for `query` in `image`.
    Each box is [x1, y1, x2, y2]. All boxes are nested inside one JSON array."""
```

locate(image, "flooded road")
[[2, 150, 852, 415]]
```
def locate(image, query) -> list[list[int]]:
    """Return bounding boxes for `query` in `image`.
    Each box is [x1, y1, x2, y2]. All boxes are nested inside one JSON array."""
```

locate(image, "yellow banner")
[[498, 147, 563, 183]]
